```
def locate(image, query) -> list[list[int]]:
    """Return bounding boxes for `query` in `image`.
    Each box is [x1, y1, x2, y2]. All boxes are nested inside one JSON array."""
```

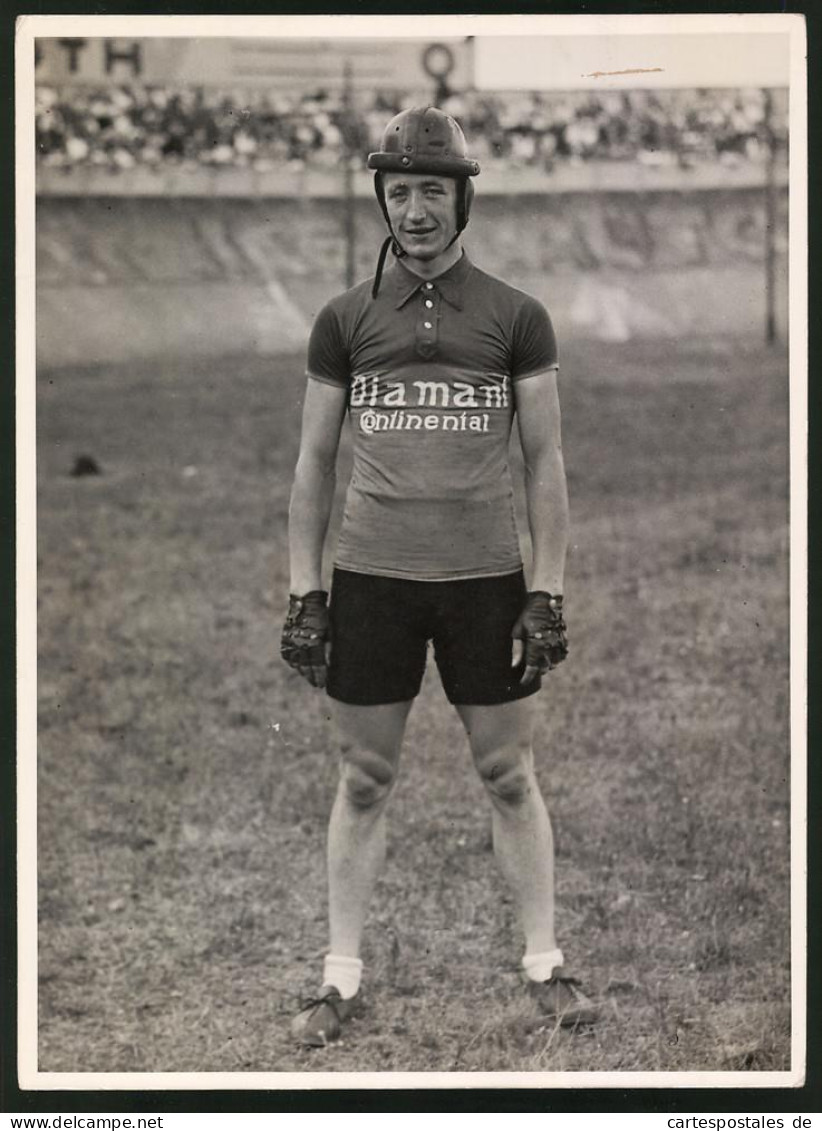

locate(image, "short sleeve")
[[510, 296, 559, 382], [306, 302, 350, 387]]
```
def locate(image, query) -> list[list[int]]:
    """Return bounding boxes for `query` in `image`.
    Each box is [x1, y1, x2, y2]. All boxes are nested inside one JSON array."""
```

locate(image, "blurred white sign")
[[474, 33, 791, 90]]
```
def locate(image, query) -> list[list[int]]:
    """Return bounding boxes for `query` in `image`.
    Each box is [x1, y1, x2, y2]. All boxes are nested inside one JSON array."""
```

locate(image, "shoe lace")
[[546, 973, 586, 1000], [298, 990, 343, 1020]]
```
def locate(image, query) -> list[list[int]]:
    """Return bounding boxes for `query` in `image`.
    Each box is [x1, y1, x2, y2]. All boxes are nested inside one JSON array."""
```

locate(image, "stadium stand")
[[35, 84, 787, 174], [34, 79, 788, 365]]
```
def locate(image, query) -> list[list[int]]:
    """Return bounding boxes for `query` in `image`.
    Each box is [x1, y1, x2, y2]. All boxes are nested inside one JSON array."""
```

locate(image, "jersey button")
[[423, 321, 433, 329], [424, 299, 434, 308], [424, 282, 434, 290]]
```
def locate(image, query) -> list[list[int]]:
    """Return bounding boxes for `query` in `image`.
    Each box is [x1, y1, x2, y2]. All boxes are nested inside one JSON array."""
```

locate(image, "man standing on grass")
[[281, 106, 597, 1046]]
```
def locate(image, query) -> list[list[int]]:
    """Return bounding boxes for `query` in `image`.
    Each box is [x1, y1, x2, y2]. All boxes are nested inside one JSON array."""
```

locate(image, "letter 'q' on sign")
[[421, 43, 455, 81]]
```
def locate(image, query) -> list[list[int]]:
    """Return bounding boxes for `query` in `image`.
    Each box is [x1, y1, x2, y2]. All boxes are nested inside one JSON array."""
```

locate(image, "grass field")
[[35, 337, 792, 1075]]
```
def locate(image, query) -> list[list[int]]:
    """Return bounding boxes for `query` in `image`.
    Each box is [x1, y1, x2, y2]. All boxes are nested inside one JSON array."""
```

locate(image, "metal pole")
[[342, 59, 356, 291], [763, 88, 778, 346]]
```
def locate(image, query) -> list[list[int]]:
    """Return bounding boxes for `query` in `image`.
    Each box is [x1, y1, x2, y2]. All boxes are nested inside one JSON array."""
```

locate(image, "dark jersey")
[[307, 252, 558, 580]]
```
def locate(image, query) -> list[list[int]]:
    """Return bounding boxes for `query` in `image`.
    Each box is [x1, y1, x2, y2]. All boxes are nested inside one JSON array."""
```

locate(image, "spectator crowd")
[[35, 83, 787, 174]]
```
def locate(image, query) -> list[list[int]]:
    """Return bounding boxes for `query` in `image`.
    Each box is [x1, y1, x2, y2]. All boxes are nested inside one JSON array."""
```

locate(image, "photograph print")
[[18, 12, 805, 1087]]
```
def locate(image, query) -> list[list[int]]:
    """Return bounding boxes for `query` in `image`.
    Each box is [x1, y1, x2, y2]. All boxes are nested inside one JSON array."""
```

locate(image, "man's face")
[[382, 172, 459, 262]]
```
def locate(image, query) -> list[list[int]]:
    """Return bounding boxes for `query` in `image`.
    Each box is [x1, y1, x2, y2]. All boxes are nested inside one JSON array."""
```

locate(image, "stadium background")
[[35, 34, 788, 365], [33, 29, 795, 1078]]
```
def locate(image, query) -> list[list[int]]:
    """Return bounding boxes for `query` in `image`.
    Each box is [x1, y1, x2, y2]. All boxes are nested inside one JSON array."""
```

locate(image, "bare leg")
[[456, 698, 557, 955], [327, 699, 413, 957]]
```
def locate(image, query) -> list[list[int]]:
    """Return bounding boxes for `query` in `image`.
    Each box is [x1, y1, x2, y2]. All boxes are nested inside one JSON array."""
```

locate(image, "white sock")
[[522, 948, 565, 983], [322, 953, 363, 1000]]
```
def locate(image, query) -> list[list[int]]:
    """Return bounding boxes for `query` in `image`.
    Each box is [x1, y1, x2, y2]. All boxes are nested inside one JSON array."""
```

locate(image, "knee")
[[340, 749, 397, 811], [475, 745, 534, 807]]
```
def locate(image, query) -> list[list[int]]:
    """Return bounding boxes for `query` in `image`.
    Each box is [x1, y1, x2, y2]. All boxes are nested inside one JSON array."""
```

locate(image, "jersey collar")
[[391, 251, 472, 311]]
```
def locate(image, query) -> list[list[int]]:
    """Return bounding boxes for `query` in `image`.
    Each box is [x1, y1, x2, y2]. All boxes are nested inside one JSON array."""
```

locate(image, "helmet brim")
[[367, 152, 480, 177]]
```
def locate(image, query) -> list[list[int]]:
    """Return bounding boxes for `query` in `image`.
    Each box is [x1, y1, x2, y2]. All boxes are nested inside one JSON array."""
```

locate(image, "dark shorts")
[[326, 567, 541, 707]]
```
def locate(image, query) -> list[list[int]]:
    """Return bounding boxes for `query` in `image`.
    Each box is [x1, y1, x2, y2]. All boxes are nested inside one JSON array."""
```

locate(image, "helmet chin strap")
[[371, 236, 395, 300]]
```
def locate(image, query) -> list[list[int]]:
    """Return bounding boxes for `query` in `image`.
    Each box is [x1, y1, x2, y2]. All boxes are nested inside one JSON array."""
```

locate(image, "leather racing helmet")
[[366, 106, 481, 297]]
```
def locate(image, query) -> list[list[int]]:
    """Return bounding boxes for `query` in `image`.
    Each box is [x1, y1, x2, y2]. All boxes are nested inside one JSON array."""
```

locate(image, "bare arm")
[[515, 368, 569, 595], [509, 369, 570, 681], [288, 378, 348, 595]]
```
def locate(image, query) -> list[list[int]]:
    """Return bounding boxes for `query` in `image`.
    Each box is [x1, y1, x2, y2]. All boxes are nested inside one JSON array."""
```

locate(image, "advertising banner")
[[34, 36, 474, 92]]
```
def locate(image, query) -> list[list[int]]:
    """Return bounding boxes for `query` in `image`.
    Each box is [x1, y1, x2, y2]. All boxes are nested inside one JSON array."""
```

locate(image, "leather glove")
[[281, 590, 330, 688], [511, 591, 568, 684]]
